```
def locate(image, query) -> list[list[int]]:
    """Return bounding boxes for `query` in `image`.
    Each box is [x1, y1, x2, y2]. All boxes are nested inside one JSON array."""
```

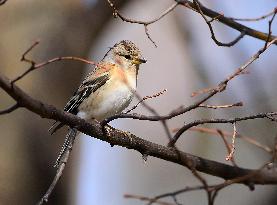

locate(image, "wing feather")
[[49, 73, 109, 134], [64, 73, 110, 114]]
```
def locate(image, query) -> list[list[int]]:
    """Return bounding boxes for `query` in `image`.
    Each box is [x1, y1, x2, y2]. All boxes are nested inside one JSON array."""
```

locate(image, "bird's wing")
[[64, 73, 110, 114], [49, 72, 110, 134]]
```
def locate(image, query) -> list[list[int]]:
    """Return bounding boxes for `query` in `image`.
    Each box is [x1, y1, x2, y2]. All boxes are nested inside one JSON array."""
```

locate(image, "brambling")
[[50, 40, 146, 166]]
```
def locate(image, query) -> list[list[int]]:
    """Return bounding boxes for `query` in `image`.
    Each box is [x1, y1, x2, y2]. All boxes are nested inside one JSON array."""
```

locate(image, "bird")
[[49, 40, 146, 167]]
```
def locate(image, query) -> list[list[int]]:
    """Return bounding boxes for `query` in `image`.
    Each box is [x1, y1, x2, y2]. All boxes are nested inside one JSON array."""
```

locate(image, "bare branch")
[[21, 40, 40, 64], [0, 103, 20, 115], [103, 88, 172, 141], [104, 38, 277, 127], [145, 185, 206, 205], [211, 163, 269, 192], [132, 89, 173, 141], [144, 25, 158, 47], [170, 112, 277, 146], [124, 194, 176, 205], [107, 0, 277, 46], [107, 0, 178, 26], [0, 0, 7, 6], [37, 129, 77, 205], [229, 8, 277, 22], [12, 41, 96, 84], [176, 0, 277, 45], [2, 74, 277, 184], [272, 135, 277, 163], [143, 165, 269, 205], [193, 0, 246, 47], [199, 102, 243, 109], [107, 0, 178, 47], [225, 123, 237, 161], [192, 37, 277, 98], [125, 89, 167, 114], [188, 126, 272, 154], [217, 129, 238, 167], [264, 8, 277, 49]]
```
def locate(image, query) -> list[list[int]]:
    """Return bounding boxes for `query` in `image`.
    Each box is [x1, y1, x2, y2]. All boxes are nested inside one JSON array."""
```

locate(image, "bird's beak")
[[133, 57, 147, 65]]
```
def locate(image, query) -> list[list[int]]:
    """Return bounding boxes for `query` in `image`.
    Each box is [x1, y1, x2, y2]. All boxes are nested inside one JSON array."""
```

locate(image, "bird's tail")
[[48, 121, 65, 135], [54, 128, 77, 168]]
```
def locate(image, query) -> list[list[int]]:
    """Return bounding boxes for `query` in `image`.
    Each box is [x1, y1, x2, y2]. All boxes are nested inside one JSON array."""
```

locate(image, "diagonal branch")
[[229, 8, 277, 22], [193, 0, 246, 47], [170, 112, 277, 146], [217, 129, 238, 166], [189, 126, 272, 153], [12, 40, 96, 84], [0, 103, 20, 115], [0, 0, 7, 6], [107, 0, 179, 47], [177, 0, 277, 45], [37, 129, 77, 205], [103, 37, 277, 125], [1, 74, 277, 185]]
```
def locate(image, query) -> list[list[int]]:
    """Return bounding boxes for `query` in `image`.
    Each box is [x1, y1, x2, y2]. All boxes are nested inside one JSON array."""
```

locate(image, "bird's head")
[[104, 40, 147, 70]]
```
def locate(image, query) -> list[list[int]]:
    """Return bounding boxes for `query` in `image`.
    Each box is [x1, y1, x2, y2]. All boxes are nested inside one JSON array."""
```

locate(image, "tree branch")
[[1, 74, 277, 185], [0, 0, 7, 6], [193, 0, 246, 47], [12, 40, 96, 84], [170, 112, 277, 146], [103, 37, 277, 127], [177, 0, 277, 45], [37, 129, 77, 205], [0, 103, 20, 115]]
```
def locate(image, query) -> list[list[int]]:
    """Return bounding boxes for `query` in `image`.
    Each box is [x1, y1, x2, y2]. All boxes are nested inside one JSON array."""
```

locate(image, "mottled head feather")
[[103, 40, 146, 64], [114, 40, 144, 60]]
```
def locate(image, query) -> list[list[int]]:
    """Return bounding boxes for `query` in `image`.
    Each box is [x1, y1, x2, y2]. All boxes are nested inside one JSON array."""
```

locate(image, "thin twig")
[[0, 0, 7, 6], [124, 194, 175, 205], [264, 8, 277, 49], [103, 87, 172, 142], [187, 126, 272, 153], [191, 87, 214, 97], [145, 185, 206, 205], [170, 111, 277, 146], [142, 164, 267, 205], [125, 89, 167, 114], [132, 90, 173, 141], [173, 148, 213, 205], [144, 25, 157, 47], [138, 164, 270, 205], [13, 56, 96, 84], [199, 102, 243, 109], [37, 129, 77, 205], [12, 41, 96, 84], [193, 0, 246, 47], [192, 36, 277, 97], [107, 0, 178, 47], [229, 9, 277, 22], [225, 123, 237, 161], [211, 163, 269, 192], [21, 40, 40, 64], [191, 168, 213, 205], [0, 103, 20, 115], [104, 38, 277, 129], [272, 135, 277, 163], [177, 0, 277, 45], [217, 129, 238, 166]]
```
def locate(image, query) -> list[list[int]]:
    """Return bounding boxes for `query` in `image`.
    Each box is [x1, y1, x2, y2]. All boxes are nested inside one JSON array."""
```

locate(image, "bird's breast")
[[78, 70, 136, 121]]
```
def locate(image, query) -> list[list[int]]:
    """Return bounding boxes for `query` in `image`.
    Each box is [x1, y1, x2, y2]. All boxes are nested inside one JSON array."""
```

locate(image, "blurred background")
[[0, 0, 277, 204]]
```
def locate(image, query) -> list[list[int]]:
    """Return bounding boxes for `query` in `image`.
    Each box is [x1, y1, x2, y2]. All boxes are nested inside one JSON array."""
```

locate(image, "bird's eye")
[[123, 55, 131, 60]]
